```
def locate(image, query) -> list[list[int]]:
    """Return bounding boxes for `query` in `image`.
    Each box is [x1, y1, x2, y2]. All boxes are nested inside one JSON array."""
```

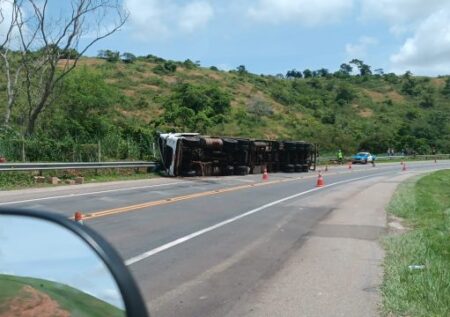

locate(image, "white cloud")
[[390, 10, 450, 75], [247, 0, 353, 26], [124, 0, 214, 40], [361, 1, 450, 75], [179, 2, 214, 33], [360, 0, 445, 27], [345, 36, 377, 58]]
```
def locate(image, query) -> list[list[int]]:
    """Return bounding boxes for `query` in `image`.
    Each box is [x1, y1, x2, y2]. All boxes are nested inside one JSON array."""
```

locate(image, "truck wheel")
[[222, 138, 239, 152], [235, 165, 249, 175], [283, 142, 297, 151], [284, 164, 295, 173], [225, 165, 234, 175], [183, 170, 197, 177], [294, 164, 302, 172], [182, 137, 201, 148]]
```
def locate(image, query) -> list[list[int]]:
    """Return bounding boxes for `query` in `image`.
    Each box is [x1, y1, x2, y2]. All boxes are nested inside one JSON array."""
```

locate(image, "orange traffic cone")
[[316, 173, 324, 187], [262, 168, 269, 181], [402, 163, 407, 171], [74, 211, 84, 224]]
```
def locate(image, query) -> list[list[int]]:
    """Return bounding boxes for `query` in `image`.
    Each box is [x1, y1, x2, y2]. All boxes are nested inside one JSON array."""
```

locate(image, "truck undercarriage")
[[158, 133, 317, 177]]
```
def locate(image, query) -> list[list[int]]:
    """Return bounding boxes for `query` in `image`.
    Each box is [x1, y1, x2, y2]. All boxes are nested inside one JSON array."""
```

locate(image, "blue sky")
[[2, 0, 450, 76], [78, 0, 450, 76]]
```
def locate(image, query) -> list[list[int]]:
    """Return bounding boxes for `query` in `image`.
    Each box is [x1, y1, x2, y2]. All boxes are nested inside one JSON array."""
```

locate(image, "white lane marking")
[[125, 174, 376, 266], [0, 181, 187, 206]]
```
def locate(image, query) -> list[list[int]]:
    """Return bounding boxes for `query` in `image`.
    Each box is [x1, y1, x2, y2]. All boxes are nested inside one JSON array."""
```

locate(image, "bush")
[[153, 61, 177, 75], [247, 97, 274, 116]]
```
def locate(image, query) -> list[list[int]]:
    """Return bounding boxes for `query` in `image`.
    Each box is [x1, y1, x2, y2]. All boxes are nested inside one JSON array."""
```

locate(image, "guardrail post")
[[21, 137, 26, 162], [97, 140, 102, 162]]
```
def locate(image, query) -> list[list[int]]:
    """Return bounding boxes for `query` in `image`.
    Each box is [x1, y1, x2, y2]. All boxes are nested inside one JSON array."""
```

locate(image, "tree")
[[335, 84, 356, 105], [349, 59, 372, 76], [0, 0, 128, 136], [153, 61, 177, 75], [303, 69, 312, 78], [419, 92, 434, 108], [237, 65, 247, 74], [286, 69, 302, 79], [60, 48, 79, 60], [374, 68, 384, 76], [317, 68, 330, 77], [442, 77, 450, 97], [0, 2, 23, 126], [183, 59, 196, 69], [339, 63, 352, 76], [121, 52, 136, 63], [98, 50, 120, 62], [401, 72, 418, 96]]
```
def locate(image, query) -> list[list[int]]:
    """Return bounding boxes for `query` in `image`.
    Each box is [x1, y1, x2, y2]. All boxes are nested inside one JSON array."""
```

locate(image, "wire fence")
[[0, 138, 158, 162]]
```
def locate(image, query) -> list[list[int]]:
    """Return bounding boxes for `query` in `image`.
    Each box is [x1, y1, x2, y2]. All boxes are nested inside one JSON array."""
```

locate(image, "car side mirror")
[[0, 208, 149, 317]]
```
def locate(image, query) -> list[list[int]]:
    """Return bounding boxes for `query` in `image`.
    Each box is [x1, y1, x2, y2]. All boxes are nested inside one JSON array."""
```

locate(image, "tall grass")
[[382, 170, 450, 316]]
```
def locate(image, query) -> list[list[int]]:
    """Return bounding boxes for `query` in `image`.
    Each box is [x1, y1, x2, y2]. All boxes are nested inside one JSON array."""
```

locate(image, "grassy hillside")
[[1, 55, 449, 161], [0, 274, 124, 317]]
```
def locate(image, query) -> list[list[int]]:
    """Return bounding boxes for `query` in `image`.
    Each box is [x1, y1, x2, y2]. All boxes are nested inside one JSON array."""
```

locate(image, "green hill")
[[1, 55, 449, 161], [0, 274, 125, 317]]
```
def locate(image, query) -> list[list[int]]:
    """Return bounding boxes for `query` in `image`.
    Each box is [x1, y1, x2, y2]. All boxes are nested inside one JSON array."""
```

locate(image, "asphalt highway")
[[1, 161, 449, 316]]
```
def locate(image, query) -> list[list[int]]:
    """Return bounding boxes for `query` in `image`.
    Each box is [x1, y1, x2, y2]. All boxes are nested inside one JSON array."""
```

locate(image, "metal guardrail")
[[0, 161, 158, 172], [317, 154, 450, 164], [376, 154, 450, 161]]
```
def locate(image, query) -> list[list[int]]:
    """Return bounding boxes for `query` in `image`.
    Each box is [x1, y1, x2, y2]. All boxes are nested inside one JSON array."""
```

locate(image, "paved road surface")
[[1, 161, 449, 316]]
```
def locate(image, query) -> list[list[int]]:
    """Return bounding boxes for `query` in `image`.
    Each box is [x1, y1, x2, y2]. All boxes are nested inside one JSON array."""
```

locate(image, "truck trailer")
[[158, 133, 317, 177]]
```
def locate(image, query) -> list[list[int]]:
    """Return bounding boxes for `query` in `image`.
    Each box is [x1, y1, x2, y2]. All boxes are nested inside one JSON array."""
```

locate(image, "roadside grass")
[[382, 169, 450, 317], [0, 169, 159, 190]]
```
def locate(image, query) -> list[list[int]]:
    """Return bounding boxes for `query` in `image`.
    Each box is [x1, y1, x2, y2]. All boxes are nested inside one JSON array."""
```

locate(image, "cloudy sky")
[[10, 0, 450, 76]]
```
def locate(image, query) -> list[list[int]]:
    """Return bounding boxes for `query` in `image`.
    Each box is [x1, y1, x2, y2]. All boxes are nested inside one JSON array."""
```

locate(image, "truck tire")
[[225, 165, 234, 175], [235, 165, 249, 175], [294, 164, 302, 172], [283, 141, 297, 151], [236, 139, 250, 151], [222, 138, 239, 152], [182, 137, 201, 148], [284, 164, 295, 173], [183, 170, 197, 177]]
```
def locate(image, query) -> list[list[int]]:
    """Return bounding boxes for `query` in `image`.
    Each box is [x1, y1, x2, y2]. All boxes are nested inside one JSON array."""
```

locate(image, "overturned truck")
[[158, 133, 317, 177]]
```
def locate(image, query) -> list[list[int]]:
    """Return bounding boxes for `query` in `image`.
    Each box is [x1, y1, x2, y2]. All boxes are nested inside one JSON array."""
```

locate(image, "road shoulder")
[[226, 172, 419, 317]]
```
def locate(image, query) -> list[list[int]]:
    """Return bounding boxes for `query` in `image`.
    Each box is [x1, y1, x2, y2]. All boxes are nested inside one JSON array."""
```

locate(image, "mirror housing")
[[0, 208, 149, 317]]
